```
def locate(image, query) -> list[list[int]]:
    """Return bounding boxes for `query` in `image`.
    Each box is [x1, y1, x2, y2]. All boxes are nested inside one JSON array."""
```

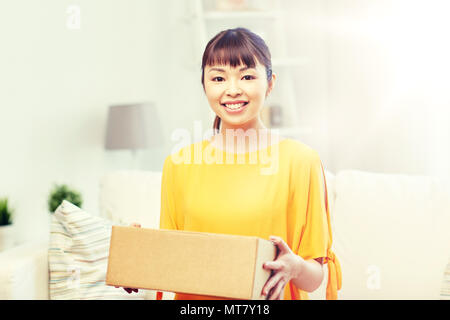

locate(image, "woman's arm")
[[290, 257, 324, 293], [262, 236, 324, 300]]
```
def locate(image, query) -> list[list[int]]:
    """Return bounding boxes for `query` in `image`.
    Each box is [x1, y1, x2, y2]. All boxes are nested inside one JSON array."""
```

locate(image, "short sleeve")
[[159, 155, 182, 230], [288, 150, 342, 300], [296, 151, 329, 261]]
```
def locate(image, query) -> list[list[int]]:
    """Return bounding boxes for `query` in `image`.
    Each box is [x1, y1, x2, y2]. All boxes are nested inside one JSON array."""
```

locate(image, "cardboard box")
[[106, 226, 277, 300]]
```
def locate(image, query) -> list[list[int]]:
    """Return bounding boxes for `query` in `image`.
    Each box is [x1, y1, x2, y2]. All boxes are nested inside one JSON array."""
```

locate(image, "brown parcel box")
[[106, 226, 277, 300]]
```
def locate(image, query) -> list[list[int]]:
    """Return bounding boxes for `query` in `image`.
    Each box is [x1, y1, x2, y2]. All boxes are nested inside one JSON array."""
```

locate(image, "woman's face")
[[203, 60, 275, 130]]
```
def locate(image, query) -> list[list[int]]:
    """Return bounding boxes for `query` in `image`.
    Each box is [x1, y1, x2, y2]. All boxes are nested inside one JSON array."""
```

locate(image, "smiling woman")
[[154, 28, 342, 301]]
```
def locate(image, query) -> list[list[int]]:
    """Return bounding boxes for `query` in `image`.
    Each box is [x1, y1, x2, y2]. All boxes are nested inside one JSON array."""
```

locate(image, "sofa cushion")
[[0, 240, 49, 299], [332, 170, 450, 299], [49, 200, 147, 300]]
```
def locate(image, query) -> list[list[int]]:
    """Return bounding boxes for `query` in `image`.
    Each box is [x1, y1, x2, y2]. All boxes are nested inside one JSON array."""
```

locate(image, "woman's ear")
[[266, 73, 276, 97]]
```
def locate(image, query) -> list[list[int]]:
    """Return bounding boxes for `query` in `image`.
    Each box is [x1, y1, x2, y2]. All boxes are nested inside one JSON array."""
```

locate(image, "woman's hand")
[[114, 222, 141, 294], [261, 236, 304, 300]]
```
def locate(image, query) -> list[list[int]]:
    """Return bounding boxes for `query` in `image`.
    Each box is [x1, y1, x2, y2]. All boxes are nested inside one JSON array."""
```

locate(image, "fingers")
[[263, 261, 283, 271], [261, 271, 282, 297], [261, 270, 286, 300], [131, 222, 141, 228], [261, 236, 292, 300], [123, 287, 139, 294], [117, 286, 138, 294], [268, 279, 286, 300], [269, 236, 291, 254], [261, 260, 285, 297]]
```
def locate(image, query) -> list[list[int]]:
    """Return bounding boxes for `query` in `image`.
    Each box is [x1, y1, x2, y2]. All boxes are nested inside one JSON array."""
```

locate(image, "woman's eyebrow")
[[208, 66, 255, 73], [208, 67, 225, 73]]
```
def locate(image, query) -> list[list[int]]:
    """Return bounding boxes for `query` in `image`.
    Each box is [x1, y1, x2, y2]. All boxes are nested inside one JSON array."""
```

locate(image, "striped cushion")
[[49, 200, 146, 299], [442, 258, 450, 300]]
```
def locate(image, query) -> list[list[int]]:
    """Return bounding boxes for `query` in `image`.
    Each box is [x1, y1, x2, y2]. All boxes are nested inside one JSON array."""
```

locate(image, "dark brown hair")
[[201, 28, 273, 134]]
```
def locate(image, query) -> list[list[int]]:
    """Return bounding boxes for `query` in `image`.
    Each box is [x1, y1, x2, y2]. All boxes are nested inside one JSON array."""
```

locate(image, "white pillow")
[[332, 170, 450, 299], [49, 200, 147, 300]]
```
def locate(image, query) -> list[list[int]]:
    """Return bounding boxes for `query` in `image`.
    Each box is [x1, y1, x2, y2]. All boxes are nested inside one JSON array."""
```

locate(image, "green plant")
[[0, 198, 14, 226], [48, 184, 83, 213]]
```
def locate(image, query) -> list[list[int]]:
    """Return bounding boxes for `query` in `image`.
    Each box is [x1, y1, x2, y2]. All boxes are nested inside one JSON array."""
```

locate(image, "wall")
[[0, 0, 169, 243], [282, 0, 450, 177], [282, 0, 331, 165], [323, 0, 450, 176]]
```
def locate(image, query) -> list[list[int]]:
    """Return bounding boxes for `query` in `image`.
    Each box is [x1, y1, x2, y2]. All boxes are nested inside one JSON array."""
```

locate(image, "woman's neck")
[[211, 119, 280, 154]]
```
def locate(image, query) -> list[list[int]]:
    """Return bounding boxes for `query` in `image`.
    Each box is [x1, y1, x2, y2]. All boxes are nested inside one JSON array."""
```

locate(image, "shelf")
[[203, 10, 279, 20]]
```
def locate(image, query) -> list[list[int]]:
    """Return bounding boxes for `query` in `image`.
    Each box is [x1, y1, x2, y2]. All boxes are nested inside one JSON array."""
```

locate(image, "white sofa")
[[0, 169, 449, 299]]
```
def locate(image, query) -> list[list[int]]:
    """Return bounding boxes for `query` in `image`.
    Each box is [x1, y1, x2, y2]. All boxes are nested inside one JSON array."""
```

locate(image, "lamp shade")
[[104, 103, 162, 150]]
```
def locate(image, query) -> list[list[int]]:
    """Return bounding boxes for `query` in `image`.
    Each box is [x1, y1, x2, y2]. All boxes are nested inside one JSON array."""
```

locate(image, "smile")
[[222, 102, 248, 113]]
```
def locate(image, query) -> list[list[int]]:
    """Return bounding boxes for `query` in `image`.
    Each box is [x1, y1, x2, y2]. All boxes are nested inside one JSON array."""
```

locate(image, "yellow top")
[[159, 138, 342, 300]]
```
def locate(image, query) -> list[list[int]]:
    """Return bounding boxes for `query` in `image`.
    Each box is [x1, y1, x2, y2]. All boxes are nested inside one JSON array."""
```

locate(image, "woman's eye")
[[212, 75, 254, 81]]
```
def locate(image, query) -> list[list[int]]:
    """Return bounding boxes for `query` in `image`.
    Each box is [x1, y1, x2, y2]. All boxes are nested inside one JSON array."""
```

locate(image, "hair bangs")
[[204, 42, 260, 69], [203, 29, 267, 69]]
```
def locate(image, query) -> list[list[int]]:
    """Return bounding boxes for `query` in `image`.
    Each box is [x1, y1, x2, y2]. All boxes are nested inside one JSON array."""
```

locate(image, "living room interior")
[[0, 0, 449, 300]]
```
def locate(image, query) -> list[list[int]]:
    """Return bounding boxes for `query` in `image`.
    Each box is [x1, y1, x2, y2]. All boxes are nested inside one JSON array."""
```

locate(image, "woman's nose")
[[225, 81, 242, 96]]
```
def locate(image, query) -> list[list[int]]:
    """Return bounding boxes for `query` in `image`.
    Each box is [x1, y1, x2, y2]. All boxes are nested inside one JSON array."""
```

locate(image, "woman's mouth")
[[222, 102, 248, 113]]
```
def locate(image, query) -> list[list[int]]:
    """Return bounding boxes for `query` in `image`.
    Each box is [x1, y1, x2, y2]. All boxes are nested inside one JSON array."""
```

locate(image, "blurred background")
[[0, 0, 449, 243]]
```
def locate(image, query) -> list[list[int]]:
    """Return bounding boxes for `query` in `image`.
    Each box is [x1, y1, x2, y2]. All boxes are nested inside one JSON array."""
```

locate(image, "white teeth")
[[225, 103, 246, 109]]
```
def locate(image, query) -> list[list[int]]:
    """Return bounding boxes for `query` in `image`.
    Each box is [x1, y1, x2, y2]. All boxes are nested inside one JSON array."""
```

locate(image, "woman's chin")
[[219, 117, 260, 130]]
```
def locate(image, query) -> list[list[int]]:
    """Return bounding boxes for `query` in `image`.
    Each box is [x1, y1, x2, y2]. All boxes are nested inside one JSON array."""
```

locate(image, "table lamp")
[[104, 102, 163, 168]]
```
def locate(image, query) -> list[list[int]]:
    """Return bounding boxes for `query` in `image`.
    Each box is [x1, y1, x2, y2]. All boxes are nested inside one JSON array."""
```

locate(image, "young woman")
[[158, 28, 341, 300], [124, 27, 341, 300]]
